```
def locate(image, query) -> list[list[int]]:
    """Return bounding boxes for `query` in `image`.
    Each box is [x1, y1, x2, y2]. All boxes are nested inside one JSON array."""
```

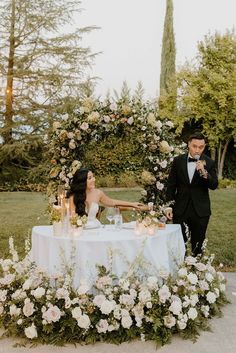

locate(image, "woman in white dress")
[[67, 167, 146, 222]]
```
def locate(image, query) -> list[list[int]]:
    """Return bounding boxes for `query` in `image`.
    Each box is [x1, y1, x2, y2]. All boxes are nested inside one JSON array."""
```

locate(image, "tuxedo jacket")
[[166, 153, 218, 218]]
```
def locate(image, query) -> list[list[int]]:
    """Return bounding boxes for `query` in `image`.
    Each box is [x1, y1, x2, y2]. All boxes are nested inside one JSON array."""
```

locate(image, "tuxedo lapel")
[[180, 154, 190, 184]]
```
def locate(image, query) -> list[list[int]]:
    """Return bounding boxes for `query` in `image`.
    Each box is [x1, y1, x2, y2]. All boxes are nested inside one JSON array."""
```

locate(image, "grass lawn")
[[0, 189, 235, 269]]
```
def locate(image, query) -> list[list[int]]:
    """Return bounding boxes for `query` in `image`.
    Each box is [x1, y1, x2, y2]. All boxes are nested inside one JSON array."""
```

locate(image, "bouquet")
[[70, 214, 88, 228]]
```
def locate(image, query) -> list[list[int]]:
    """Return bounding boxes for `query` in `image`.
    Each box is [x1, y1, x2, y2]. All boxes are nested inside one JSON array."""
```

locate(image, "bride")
[[67, 167, 147, 225]]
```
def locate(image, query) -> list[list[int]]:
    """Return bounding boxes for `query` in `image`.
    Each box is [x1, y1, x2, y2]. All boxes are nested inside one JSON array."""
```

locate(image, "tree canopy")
[[0, 0, 97, 183]]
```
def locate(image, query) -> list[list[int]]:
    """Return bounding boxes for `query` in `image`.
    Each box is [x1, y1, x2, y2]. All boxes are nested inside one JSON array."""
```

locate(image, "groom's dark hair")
[[188, 131, 206, 142]]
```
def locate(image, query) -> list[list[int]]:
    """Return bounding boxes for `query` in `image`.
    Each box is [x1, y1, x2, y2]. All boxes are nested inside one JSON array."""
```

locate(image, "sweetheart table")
[[31, 224, 185, 288]]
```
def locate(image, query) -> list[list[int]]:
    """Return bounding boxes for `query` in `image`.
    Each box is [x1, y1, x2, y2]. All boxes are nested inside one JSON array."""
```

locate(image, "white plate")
[[122, 221, 136, 229], [84, 224, 101, 230]]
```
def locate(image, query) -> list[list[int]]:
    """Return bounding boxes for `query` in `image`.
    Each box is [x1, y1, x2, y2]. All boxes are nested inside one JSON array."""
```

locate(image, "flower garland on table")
[[0, 238, 228, 346], [135, 202, 173, 235]]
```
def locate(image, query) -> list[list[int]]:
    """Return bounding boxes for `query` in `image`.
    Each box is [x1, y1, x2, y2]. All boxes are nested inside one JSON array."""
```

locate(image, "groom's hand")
[[165, 207, 173, 220]]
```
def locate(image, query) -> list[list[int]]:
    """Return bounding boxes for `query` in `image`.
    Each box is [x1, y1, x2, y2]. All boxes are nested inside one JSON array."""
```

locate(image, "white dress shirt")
[[187, 154, 197, 182]]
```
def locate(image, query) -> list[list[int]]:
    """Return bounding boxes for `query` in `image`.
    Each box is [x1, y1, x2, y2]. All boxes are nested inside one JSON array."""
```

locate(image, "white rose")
[[56, 288, 69, 300], [165, 120, 174, 128], [9, 304, 21, 317], [80, 122, 89, 131], [190, 294, 199, 306], [129, 288, 137, 299], [205, 272, 214, 283], [23, 299, 34, 317], [159, 160, 168, 168], [187, 273, 198, 285], [24, 323, 38, 339], [100, 300, 116, 315], [0, 273, 15, 285], [201, 305, 210, 317], [159, 141, 171, 154], [127, 116, 134, 125], [93, 294, 106, 307], [156, 181, 164, 190], [103, 115, 110, 123], [33, 287, 45, 299], [0, 289, 7, 302], [185, 256, 197, 265], [119, 294, 135, 306], [169, 300, 182, 316], [163, 315, 176, 328], [177, 320, 187, 330], [178, 268, 187, 278], [42, 305, 62, 323], [206, 292, 217, 304], [158, 285, 171, 303], [96, 319, 109, 333], [138, 289, 151, 304], [199, 280, 209, 291], [121, 315, 132, 329], [67, 132, 74, 139], [72, 306, 82, 320], [23, 279, 32, 290], [195, 262, 206, 271], [187, 307, 198, 320], [77, 314, 90, 329], [69, 139, 76, 149]]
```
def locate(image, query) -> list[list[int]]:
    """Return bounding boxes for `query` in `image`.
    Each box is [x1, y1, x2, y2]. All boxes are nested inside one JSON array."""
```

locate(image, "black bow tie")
[[188, 157, 198, 162]]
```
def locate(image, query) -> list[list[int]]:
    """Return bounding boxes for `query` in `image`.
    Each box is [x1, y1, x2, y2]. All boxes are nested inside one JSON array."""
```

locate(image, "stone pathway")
[[0, 273, 235, 353]]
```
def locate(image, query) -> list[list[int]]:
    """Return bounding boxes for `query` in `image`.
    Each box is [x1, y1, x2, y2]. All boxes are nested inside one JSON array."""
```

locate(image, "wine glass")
[[106, 207, 116, 226]]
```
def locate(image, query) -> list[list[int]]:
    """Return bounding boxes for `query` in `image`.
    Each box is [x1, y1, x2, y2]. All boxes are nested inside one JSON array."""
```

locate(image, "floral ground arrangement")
[[0, 239, 228, 347]]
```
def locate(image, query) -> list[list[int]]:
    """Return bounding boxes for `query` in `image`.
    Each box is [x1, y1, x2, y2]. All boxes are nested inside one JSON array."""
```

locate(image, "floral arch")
[[48, 97, 185, 205]]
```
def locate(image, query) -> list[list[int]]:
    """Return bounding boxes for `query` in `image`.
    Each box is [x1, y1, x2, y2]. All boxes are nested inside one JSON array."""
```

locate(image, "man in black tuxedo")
[[165, 132, 218, 255]]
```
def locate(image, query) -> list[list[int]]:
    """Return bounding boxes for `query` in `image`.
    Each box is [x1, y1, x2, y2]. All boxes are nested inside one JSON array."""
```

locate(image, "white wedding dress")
[[86, 202, 101, 228]]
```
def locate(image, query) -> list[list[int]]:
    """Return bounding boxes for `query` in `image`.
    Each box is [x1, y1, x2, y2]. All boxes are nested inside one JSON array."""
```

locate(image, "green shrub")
[[117, 171, 139, 187], [218, 178, 236, 189], [84, 134, 145, 177], [95, 174, 117, 188]]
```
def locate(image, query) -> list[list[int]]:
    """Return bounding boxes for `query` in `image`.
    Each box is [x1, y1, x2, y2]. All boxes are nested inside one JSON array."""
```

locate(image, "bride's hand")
[[132, 202, 149, 211]]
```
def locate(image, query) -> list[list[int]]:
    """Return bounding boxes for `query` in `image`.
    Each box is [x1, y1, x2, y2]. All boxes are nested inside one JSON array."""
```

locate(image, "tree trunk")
[[217, 142, 222, 174], [3, 0, 15, 144], [210, 148, 216, 161], [218, 139, 230, 179]]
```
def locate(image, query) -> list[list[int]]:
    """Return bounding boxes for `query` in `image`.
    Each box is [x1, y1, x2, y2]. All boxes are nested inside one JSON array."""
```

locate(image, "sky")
[[77, 0, 236, 99]]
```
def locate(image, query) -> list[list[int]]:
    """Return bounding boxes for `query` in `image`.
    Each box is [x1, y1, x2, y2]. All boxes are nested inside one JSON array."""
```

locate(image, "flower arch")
[[48, 97, 185, 205]]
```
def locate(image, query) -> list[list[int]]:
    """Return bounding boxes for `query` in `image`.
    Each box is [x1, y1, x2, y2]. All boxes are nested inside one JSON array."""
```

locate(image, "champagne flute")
[[106, 207, 116, 226]]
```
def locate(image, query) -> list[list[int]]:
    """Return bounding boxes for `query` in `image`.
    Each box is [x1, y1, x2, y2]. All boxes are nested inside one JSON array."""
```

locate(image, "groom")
[[165, 132, 218, 255]]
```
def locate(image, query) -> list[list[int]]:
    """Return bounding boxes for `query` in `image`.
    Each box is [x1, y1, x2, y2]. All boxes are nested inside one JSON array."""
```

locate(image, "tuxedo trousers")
[[173, 199, 210, 256]]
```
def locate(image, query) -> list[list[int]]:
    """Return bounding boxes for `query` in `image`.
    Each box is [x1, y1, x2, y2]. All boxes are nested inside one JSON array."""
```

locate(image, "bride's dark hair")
[[67, 167, 89, 216]]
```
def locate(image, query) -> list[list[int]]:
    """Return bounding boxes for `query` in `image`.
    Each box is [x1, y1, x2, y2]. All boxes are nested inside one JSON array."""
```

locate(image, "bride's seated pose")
[[67, 167, 147, 226]]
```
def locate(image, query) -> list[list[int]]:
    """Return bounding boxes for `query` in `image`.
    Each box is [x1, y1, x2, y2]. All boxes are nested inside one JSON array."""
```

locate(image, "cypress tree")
[[160, 0, 176, 95]]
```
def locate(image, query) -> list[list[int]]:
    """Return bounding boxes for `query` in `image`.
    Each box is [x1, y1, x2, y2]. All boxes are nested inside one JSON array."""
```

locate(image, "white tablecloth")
[[31, 224, 185, 288]]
